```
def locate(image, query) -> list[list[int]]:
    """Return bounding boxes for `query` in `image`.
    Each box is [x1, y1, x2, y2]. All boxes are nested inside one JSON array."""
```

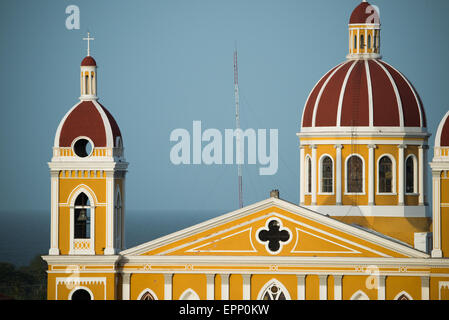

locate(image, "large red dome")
[[301, 59, 426, 130]]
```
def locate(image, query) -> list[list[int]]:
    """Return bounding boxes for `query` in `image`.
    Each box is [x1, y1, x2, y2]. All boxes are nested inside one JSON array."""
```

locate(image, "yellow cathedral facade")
[[42, 2, 449, 300]]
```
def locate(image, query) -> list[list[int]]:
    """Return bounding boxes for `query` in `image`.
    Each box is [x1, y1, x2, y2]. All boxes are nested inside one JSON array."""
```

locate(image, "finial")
[[83, 32, 95, 56]]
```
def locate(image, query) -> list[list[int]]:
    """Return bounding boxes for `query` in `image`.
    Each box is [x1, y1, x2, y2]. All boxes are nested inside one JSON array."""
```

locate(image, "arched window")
[[320, 156, 333, 193], [346, 155, 363, 193], [354, 35, 357, 49], [74, 192, 91, 239], [379, 156, 393, 193], [405, 156, 417, 194], [305, 156, 312, 194], [368, 35, 371, 49], [179, 289, 200, 300], [360, 34, 364, 49], [141, 292, 155, 300], [84, 74, 89, 95], [71, 289, 92, 300], [350, 290, 369, 300], [257, 280, 291, 300], [394, 291, 413, 300]]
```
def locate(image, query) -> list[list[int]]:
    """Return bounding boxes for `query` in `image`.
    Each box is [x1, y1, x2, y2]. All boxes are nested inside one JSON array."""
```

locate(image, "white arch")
[[350, 290, 370, 300], [405, 154, 418, 194], [69, 186, 96, 255], [137, 288, 158, 300], [394, 291, 413, 300], [376, 153, 397, 194], [257, 278, 291, 300], [68, 286, 94, 300], [344, 153, 366, 194], [179, 289, 200, 300], [318, 153, 334, 194], [435, 110, 449, 147]]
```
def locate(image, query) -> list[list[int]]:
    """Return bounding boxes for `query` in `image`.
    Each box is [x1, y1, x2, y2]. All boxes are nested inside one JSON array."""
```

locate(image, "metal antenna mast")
[[234, 48, 243, 209]]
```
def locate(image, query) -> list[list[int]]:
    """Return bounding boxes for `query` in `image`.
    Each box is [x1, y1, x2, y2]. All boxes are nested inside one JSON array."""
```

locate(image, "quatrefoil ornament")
[[257, 218, 292, 254]]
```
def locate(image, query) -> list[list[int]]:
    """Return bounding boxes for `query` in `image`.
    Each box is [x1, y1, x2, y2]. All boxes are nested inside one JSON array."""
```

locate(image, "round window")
[[73, 138, 93, 158]]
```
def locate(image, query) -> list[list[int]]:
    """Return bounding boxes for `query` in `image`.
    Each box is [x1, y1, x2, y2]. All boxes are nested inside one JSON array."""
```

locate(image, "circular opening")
[[73, 138, 93, 158]]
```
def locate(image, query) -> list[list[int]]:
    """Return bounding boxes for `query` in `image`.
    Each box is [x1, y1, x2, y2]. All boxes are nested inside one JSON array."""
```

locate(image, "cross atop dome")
[[83, 32, 94, 57]]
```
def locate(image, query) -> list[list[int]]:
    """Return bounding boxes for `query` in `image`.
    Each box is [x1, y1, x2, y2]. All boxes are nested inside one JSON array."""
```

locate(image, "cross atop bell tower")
[[83, 32, 95, 56]]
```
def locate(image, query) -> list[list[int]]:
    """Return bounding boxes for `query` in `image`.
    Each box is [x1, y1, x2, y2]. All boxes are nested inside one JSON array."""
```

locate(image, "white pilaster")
[[368, 144, 376, 205], [421, 276, 430, 300], [398, 145, 406, 205], [335, 145, 343, 205], [221, 274, 230, 300], [311, 145, 317, 205], [104, 171, 115, 255], [300, 146, 305, 205], [378, 275, 386, 300], [319, 275, 328, 300], [49, 170, 60, 255], [206, 274, 215, 300], [432, 170, 443, 258], [242, 274, 251, 300], [122, 273, 131, 300], [164, 273, 173, 300], [333, 275, 342, 300], [418, 145, 428, 205], [297, 275, 306, 300]]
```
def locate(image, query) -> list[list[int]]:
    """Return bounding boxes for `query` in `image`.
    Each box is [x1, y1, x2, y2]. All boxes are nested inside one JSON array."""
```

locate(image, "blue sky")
[[0, 0, 448, 215]]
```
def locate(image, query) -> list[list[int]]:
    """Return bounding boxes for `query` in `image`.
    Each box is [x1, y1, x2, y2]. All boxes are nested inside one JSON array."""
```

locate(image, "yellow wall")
[[130, 273, 164, 300], [173, 274, 207, 300], [385, 276, 420, 300], [342, 275, 377, 300]]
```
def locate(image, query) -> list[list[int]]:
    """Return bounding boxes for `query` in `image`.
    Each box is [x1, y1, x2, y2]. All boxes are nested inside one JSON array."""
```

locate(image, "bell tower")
[[48, 33, 128, 257]]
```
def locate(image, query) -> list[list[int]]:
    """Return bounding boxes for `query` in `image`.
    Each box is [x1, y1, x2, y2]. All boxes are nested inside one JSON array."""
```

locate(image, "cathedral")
[[42, 1, 449, 300]]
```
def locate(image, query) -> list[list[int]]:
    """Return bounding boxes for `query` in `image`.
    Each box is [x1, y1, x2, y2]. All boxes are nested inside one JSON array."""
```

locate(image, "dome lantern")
[[347, 1, 381, 60], [80, 32, 97, 100]]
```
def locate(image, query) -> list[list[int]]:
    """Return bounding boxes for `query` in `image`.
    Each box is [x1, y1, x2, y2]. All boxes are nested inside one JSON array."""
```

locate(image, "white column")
[[206, 274, 215, 300], [421, 276, 430, 300], [333, 275, 342, 300], [122, 273, 131, 300], [334, 145, 343, 205], [311, 145, 317, 205], [242, 274, 251, 300], [432, 170, 443, 258], [398, 145, 406, 205], [164, 273, 173, 300], [221, 274, 230, 300], [104, 171, 115, 255], [49, 170, 60, 255], [368, 145, 376, 205], [418, 145, 428, 205], [378, 275, 386, 300], [297, 275, 306, 300], [357, 28, 360, 54], [319, 275, 328, 300], [300, 146, 305, 205]]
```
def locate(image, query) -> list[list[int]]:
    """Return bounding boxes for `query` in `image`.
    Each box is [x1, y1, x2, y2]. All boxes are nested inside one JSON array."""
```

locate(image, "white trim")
[[120, 198, 429, 258], [68, 286, 94, 300], [92, 100, 114, 149], [304, 155, 312, 195], [137, 288, 159, 300], [304, 204, 429, 218], [206, 274, 215, 300], [350, 290, 369, 300], [179, 288, 200, 300], [54, 101, 82, 147], [242, 274, 252, 300], [164, 273, 173, 300], [220, 274, 230, 300], [373, 59, 404, 128], [297, 275, 305, 300], [311, 62, 349, 126], [256, 217, 292, 255], [376, 153, 397, 195], [344, 153, 365, 195], [405, 154, 418, 194], [68, 187, 96, 255], [394, 291, 413, 300], [333, 275, 342, 300], [336, 61, 357, 127], [256, 278, 291, 300], [318, 154, 334, 195], [319, 275, 328, 300], [365, 59, 374, 127], [435, 110, 449, 148], [71, 136, 95, 158]]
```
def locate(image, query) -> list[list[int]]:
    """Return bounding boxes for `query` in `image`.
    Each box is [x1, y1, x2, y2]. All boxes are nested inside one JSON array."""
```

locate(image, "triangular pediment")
[[121, 198, 428, 259]]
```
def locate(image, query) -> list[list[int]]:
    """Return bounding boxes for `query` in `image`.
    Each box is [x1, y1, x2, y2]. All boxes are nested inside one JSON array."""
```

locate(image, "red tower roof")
[[81, 56, 97, 66], [350, 1, 380, 24]]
